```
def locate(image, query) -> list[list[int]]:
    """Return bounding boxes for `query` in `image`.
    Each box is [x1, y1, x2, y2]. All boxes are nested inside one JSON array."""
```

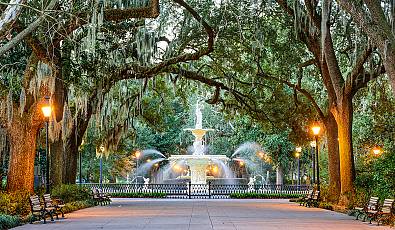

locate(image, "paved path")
[[15, 199, 391, 230]]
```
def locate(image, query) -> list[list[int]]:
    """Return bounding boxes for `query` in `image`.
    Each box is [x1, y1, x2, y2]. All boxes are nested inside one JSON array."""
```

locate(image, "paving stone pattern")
[[14, 199, 392, 230]]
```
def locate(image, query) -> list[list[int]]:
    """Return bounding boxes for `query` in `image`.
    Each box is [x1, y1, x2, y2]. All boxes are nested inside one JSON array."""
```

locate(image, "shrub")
[[51, 184, 91, 203], [229, 193, 301, 199], [111, 192, 167, 198], [0, 191, 30, 216], [318, 202, 334, 211], [62, 200, 95, 213], [0, 214, 21, 229]]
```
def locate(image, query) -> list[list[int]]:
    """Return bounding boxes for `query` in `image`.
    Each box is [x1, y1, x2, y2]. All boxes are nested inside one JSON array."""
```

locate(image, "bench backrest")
[[29, 195, 42, 212], [92, 188, 100, 198], [381, 199, 394, 214], [43, 194, 55, 208], [312, 190, 320, 199], [367, 197, 379, 210]]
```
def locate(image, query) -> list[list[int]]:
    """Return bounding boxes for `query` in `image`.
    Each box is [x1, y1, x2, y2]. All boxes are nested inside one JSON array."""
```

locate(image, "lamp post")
[[295, 147, 302, 186], [311, 125, 321, 191], [258, 151, 265, 176], [41, 96, 52, 193], [134, 150, 141, 184], [310, 141, 316, 185], [99, 145, 105, 188]]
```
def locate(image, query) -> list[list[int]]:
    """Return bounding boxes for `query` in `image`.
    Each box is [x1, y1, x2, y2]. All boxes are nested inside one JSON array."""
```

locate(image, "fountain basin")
[[169, 155, 229, 184]]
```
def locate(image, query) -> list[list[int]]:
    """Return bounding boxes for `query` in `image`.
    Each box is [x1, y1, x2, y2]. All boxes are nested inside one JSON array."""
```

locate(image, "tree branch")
[[347, 44, 372, 94], [0, 0, 57, 57], [0, 0, 25, 39], [257, 72, 326, 121]]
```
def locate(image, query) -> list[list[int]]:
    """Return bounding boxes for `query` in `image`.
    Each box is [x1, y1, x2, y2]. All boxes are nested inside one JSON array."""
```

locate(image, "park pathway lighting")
[[372, 146, 382, 156], [41, 96, 52, 193], [311, 124, 321, 191], [134, 150, 141, 184], [310, 141, 316, 184], [295, 147, 302, 186], [99, 145, 105, 188]]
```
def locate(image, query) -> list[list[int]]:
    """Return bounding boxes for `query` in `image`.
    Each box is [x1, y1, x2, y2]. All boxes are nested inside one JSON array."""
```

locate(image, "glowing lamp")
[[146, 159, 151, 163], [312, 125, 321, 136], [295, 152, 300, 158], [295, 147, 302, 153], [372, 146, 382, 155], [135, 150, 141, 158]]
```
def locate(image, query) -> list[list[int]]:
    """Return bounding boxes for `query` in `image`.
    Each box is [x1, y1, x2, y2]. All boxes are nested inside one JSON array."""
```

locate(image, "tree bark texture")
[[324, 113, 341, 201], [49, 139, 63, 187], [331, 96, 355, 204], [6, 115, 40, 192]]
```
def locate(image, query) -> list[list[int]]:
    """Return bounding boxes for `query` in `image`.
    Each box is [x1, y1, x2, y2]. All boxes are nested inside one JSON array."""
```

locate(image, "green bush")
[[62, 200, 95, 213], [0, 191, 30, 216], [0, 214, 21, 229], [51, 184, 91, 203], [111, 192, 167, 198], [318, 202, 334, 211], [229, 193, 301, 199]]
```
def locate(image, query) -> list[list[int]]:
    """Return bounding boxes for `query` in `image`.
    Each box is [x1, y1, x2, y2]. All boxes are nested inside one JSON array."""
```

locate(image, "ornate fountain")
[[169, 101, 228, 184]]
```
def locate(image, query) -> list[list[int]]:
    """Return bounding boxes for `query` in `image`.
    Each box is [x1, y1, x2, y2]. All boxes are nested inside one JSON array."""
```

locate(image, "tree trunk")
[[62, 108, 93, 184], [332, 97, 355, 205], [324, 113, 341, 202], [50, 138, 63, 187], [62, 132, 78, 184], [382, 52, 395, 96], [6, 115, 39, 192]]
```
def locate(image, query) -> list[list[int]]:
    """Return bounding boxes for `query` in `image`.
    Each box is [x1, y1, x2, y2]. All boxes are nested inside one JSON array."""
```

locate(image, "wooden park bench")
[[299, 189, 314, 206], [376, 199, 394, 226], [354, 196, 379, 221], [97, 188, 112, 205], [92, 188, 111, 205], [29, 195, 54, 224], [306, 190, 320, 207], [91, 188, 104, 205], [43, 194, 65, 219]]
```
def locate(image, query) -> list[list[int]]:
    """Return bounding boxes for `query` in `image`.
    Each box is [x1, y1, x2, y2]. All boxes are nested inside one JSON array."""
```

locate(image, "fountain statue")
[[248, 176, 256, 192], [169, 101, 228, 184]]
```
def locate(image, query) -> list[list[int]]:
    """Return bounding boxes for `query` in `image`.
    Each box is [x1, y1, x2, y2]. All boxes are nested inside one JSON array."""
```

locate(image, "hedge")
[[229, 193, 302, 199], [111, 192, 167, 198]]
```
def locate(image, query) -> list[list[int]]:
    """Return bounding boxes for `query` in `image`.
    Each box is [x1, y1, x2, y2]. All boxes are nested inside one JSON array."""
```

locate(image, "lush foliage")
[[0, 191, 30, 216], [0, 214, 21, 230], [111, 192, 166, 198], [51, 184, 92, 203], [62, 200, 95, 214], [229, 193, 301, 199]]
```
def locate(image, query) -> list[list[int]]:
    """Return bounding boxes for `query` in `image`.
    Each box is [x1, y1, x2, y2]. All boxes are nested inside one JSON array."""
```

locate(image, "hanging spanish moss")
[[62, 103, 73, 141], [49, 113, 62, 142]]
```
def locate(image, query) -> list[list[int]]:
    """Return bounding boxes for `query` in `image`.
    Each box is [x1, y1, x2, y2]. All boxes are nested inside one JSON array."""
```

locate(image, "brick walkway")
[[14, 199, 391, 230]]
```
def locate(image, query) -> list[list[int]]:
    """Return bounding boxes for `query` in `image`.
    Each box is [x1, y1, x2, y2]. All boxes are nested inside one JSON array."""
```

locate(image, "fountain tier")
[[168, 155, 228, 184]]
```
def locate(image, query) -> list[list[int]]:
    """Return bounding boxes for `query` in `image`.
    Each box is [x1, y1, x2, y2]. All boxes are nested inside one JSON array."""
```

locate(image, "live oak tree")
[[274, 0, 385, 204], [0, 0, 212, 192]]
